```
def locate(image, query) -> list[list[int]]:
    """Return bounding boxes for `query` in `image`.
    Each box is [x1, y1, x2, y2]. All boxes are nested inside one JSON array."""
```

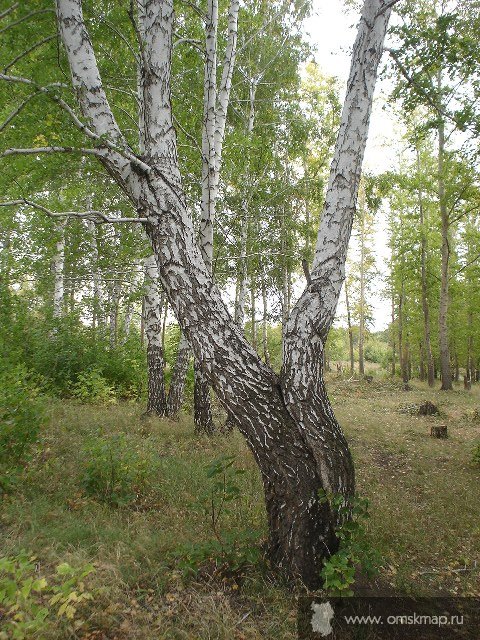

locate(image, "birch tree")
[[194, 0, 240, 434], [1, 0, 395, 587]]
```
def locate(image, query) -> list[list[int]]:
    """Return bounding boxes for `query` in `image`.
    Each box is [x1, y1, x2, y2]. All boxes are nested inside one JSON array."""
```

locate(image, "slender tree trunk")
[[86, 220, 105, 334], [144, 255, 167, 416], [261, 270, 270, 365], [390, 293, 396, 376], [250, 275, 257, 349], [166, 334, 190, 419], [419, 342, 426, 381], [108, 280, 121, 349], [357, 185, 368, 376], [416, 149, 435, 387], [52, 218, 66, 319], [467, 312, 473, 382], [194, 0, 240, 433], [345, 281, 355, 376], [437, 74, 453, 390], [398, 287, 407, 383], [454, 351, 459, 383]]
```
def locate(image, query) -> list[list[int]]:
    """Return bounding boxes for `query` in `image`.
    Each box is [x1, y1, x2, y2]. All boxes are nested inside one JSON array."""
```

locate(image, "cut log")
[[431, 425, 448, 438]]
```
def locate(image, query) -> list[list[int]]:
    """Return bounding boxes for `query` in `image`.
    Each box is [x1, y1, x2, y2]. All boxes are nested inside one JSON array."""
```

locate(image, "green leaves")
[[0, 551, 94, 639], [319, 492, 381, 597]]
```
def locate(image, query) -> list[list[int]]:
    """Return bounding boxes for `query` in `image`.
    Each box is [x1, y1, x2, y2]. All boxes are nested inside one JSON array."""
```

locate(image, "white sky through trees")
[[306, 0, 401, 331]]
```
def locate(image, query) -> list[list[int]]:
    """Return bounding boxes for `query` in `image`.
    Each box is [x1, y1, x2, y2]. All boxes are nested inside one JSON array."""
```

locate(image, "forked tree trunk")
[[57, 0, 392, 587]]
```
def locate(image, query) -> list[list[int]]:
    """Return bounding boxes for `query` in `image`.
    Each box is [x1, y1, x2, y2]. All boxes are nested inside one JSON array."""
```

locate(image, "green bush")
[[472, 443, 480, 466], [0, 293, 147, 400], [0, 551, 94, 640], [71, 368, 116, 405], [80, 434, 158, 507], [319, 491, 381, 596], [0, 365, 46, 494]]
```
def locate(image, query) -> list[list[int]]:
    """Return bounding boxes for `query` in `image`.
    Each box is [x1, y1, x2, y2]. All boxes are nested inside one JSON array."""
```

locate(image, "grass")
[[1, 377, 479, 638]]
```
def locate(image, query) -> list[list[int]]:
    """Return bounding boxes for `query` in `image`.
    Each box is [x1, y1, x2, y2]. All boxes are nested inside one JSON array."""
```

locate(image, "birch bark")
[[144, 254, 167, 416], [52, 218, 66, 319], [195, 0, 240, 433]]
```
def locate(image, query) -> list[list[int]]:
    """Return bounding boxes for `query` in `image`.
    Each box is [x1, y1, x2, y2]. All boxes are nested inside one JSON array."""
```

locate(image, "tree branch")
[[0, 73, 151, 173], [0, 93, 39, 133], [0, 146, 104, 159], [0, 198, 147, 224], [3, 35, 57, 73], [0, 8, 54, 34], [0, 4, 19, 21]]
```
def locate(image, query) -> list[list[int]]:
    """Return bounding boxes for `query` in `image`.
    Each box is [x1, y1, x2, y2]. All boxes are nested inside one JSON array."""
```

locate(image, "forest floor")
[[1, 378, 480, 639]]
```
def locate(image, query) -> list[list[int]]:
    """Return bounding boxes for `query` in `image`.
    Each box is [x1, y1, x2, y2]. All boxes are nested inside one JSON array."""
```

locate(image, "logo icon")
[[311, 601, 334, 637]]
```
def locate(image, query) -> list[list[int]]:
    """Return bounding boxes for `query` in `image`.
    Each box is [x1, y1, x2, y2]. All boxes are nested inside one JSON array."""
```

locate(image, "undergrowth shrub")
[[0, 365, 46, 494], [80, 434, 158, 507], [0, 551, 94, 640], [174, 455, 264, 582], [71, 369, 116, 405], [472, 443, 480, 466], [319, 491, 381, 596]]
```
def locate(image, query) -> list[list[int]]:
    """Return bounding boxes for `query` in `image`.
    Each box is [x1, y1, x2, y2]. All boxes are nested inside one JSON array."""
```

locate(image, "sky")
[[304, 1, 403, 331]]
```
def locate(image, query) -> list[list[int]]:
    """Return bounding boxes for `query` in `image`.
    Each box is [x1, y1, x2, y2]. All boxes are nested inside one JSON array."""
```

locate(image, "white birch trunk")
[[52, 218, 66, 319]]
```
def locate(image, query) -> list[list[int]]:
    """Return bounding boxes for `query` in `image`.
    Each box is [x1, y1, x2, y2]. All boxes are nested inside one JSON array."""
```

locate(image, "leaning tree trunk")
[[57, 0, 392, 587], [144, 255, 167, 416]]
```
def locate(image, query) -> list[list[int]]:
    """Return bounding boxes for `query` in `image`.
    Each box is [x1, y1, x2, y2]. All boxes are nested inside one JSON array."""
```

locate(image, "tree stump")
[[431, 425, 448, 438], [419, 401, 439, 416]]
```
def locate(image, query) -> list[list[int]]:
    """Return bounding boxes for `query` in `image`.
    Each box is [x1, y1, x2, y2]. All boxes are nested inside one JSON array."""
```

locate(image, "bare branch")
[[0, 146, 103, 159], [0, 92, 39, 133], [0, 8, 54, 34], [0, 3, 19, 21], [3, 35, 57, 73], [173, 35, 204, 54], [0, 198, 146, 224], [0, 73, 151, 173]]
